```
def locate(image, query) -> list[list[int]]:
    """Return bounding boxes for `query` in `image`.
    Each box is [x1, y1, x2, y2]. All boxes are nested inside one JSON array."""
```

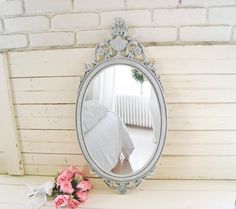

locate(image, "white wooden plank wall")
[[0, 54, 23, 175], [1, 45, 236, 179], [0, 55, 8, 174], [0, 129, 6, 174]]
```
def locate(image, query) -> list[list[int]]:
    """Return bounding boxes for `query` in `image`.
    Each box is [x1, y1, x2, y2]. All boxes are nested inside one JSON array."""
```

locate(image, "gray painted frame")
[[75, 18, 167, 194]]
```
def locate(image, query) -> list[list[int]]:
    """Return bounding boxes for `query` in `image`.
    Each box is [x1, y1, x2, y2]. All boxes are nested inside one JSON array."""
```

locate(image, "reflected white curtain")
[[149, 88, 161, 144], [85, 67, 116, 110]]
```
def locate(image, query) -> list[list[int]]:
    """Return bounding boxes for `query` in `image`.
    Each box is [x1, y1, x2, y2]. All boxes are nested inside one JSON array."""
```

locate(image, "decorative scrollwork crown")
[[84, 17, 157, 76]]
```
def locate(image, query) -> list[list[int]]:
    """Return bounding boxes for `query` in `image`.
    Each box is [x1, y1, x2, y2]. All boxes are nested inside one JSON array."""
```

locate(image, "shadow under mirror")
[[82, 64, 161, 176]]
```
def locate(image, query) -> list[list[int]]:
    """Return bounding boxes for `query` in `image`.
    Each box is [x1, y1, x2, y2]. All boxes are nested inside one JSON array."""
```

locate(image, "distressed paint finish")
[[0, 53, 24, 175]]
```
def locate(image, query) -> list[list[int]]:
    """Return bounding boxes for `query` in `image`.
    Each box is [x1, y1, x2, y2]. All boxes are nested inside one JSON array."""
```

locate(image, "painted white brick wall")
[[0, 22, 3, 32], [209, 7, 236, 24], [24, 0, 72, 14], [29, 32, 75, 47], [74, 0, 124, 10], [0, 35, 27, 49], [179, 26, 231, 42], [233, 29, 236, 41], [153, 9, 206, 26], [0, 0, 236, 50], [52, 13, 99, 29], [4, 16, 49, 32], [77, 29, 110, 45], [0, 0, 23, 16], [77, 27, 177, 45], [126, 0, 178, 8], [100, 10, 152, 26], [129, 27, 177, 42], [181, 0, 235, 7]]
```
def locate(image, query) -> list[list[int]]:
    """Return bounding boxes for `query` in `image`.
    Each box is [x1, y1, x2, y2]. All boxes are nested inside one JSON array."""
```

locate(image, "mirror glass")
[[81, 64, 161, 175]]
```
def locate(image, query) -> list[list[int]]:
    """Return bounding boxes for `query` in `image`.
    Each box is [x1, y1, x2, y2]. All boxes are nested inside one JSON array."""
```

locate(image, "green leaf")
[[132, 69, 144, 84]]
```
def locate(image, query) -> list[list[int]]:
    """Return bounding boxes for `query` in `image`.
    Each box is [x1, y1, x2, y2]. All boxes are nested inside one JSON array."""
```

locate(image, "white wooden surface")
[[0, 45, 236, 179], [0, 175, 236, 209], [0, 54, 23, 175]]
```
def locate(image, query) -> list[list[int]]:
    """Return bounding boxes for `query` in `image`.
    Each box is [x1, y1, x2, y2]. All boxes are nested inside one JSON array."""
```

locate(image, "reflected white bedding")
[[82, 100, 108, 134], [84, 111, 135, 171]]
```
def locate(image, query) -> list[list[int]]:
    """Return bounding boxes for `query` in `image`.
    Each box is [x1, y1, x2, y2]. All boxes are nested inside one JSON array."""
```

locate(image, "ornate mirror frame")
[[76, 18, 167, 194]]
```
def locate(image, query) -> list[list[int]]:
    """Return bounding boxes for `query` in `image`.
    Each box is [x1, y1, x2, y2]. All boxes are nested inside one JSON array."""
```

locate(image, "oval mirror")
[[76, 18, 167, 194]]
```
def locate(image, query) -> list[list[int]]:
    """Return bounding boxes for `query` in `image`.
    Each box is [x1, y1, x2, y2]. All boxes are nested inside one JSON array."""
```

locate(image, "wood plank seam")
[[0, 53, 24, 175]]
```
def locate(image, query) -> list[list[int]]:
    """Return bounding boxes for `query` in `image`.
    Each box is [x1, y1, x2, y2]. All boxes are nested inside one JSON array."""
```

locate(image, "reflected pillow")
[[82, 100, 108, 134]]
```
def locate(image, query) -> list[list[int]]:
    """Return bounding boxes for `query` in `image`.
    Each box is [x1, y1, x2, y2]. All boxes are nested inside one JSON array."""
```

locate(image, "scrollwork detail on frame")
[[83, 17, 160, 85], [104, 180, 142, 194]]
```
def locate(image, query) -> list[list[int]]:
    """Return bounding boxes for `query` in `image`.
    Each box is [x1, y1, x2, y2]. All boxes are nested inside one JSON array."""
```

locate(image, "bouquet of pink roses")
[[51, 166, 92, 209], [23, 166, 91, 209]]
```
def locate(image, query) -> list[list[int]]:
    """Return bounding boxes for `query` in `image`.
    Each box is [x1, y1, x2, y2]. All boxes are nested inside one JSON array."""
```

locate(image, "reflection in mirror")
[[82, 65, 161, 175]]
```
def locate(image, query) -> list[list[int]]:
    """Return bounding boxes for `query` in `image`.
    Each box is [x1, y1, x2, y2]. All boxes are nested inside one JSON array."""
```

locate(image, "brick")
[[101, 10, 151, 27], [52, 13, 99, 29], [0, 21, 3, 32], [129, 27, 177, 42], [29, 32, 75, 47], [126, 0, 178, 8], [153, 8, 206, 26], [77, 27, 177, 45], [0, 0, 22, 16], [181, 0, 235, 6], [4, 16, 49, 32], [180, 26, 231, 42], [209, 7, 236, 24], [77, 29, 110, 45], [74, 0, 124, 10], [24, 0, 72, 13], [232, 28, 236, 41], [0, 34, 27, 49]]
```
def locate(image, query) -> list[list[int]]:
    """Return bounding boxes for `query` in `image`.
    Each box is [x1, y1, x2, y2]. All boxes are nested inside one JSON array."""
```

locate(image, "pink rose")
[[56, 174, 70, 187], [61, 169, 74, 180], [59, 181, 74, 194], [76, 180, 92, 192], [67, 198, 80, 209], [68, 166, 82, 176], [57, 166, 81, 186], [76, 191, 87, 202], [53, 195, 69, 209]]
